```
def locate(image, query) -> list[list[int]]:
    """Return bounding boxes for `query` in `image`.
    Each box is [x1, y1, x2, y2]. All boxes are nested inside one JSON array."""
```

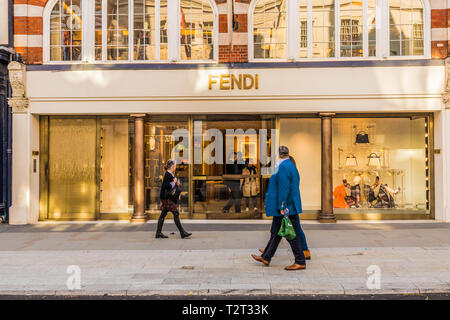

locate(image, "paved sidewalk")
[[0, 221, 450, 296]]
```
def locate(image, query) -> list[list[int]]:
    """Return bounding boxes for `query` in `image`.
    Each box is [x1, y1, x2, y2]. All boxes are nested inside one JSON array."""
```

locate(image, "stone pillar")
[[441, 58, 450, 222], [7, 61, 31, 224], [130, 114, 147, 222], [319, 113, 336, 223]]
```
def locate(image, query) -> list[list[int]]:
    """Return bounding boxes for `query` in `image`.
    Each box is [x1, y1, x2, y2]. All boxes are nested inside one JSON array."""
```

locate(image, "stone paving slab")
[[0, 222, 449, 296], [0, 247, 449, 296]]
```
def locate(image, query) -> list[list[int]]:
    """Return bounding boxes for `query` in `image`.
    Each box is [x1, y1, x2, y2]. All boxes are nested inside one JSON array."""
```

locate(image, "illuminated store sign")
[[208, 74, 259, 90]]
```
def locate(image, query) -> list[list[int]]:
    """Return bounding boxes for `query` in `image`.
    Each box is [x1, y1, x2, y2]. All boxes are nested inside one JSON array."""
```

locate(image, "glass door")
[[144, 117, 190, 217], [192, 116, 275, 219]]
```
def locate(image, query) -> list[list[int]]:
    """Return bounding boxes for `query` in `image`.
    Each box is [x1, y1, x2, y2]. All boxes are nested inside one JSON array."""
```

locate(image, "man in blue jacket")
[[251, 146, 306, 270]]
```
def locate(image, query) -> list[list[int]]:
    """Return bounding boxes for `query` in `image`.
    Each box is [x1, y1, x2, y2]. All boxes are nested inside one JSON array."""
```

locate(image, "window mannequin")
[[344, 176, 362, 208]]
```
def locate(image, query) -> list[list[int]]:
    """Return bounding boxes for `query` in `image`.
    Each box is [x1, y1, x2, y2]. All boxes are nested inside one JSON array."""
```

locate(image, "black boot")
[[174, 213, 192, 239], [155, 215, 168, 239]]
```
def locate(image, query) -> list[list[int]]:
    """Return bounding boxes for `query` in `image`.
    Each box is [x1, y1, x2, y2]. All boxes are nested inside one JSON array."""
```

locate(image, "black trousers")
[[261, 215, 306, 265], [245, 196, 258, 208], [157, 209, 185, 235]]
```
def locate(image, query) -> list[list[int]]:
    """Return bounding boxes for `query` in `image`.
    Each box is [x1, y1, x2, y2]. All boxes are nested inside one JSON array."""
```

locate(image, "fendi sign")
[[208, 74, 259, 90]]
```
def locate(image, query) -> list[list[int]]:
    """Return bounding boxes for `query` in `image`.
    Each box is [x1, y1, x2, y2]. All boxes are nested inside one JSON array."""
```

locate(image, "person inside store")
[[251, 146, 307, 271], [156, 159, 192, 239], [222, 152, 245, 213], [241, 158, 260, 212]]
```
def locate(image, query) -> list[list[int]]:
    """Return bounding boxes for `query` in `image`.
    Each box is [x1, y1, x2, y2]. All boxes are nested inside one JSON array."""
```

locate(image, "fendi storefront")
[[16, 63, 441, 223]]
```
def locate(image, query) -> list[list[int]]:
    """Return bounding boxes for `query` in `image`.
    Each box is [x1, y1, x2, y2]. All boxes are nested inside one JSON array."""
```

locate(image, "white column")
[[433, 110, 446, 221], [442, 109, 450, 222], [29, 114, 40, 223], [287, 0, 299, 60], [440, 59, 450, 222], [167, 0, 179, 61], [7, 61, 37, 225], [9, 111, 31, 225]]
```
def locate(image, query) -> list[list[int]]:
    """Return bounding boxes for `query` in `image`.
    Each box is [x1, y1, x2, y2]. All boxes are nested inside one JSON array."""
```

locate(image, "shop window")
[[368, 0, 376, 56], [180, 0, 215, 60], [252, 0, 288, 59], [250, 0, 429, 60], [299, 1, 308, 57], [144, 119, 190, 215], [300, 21, 308, 49], [311, 0, 335, 58], [45, 0, 217, 63], [132, 0, 163, 61], [389, 0, 424, 56], [339, 0, 363, 58], [332, 117, 430, 214], [48, 0, 83, 61]]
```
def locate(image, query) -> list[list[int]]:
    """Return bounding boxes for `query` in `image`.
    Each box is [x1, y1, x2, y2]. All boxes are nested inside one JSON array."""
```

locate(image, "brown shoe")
[[260, 248, 311, 260], [285, 264, 306, 271], [304, 250, 311, 260], [251, 254, 270, 266]]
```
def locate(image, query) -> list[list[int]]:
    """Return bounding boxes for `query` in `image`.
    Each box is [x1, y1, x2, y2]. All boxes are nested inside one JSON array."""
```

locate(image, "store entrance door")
[[41, 117, 98, 220], [192, 116, 275, 219]]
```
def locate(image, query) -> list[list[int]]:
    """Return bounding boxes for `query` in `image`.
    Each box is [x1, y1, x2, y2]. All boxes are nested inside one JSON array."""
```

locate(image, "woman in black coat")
[[156, 159, 192, 239]]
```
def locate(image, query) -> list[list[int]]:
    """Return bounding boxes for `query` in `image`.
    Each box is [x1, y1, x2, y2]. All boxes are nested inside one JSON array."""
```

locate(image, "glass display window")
[[332, 116, 430, 214]]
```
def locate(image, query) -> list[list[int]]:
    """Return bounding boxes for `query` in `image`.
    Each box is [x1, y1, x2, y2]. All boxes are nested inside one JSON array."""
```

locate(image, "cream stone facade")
[[7, 0, 450, 224], [5, 59, 449, 223]]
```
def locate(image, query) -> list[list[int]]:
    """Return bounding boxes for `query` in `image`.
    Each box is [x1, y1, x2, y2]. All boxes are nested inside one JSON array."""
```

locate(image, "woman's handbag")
[[169, 178, 182, 204], [278, 216, 296, 241], [355, 131, 369, 144], [170, 186, 182, 204]]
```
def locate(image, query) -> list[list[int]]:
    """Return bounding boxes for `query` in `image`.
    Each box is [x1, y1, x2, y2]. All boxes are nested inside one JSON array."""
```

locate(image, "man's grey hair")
[[279, 145, 289, 158]]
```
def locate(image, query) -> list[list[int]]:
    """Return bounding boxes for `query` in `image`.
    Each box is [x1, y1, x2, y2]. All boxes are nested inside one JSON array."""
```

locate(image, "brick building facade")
[[13, 0, 449, 64]]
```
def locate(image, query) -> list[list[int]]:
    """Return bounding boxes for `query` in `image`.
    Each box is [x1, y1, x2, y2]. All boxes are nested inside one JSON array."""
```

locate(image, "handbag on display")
[[355, 131, 369, 144], [367, 153, 381, 167], [345, 154, 358, 167]]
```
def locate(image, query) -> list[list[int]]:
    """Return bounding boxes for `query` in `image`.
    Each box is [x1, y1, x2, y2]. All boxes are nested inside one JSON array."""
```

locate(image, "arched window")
[[180, 0, 216, 60], [250, 0, 430, 60], [44, 0, 217, 63], [48, 0, 83, 61], [252, 0, 287, 59], [389, 0, 424, 56]]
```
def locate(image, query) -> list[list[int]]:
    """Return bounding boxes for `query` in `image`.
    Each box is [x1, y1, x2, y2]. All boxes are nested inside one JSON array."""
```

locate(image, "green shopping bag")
[[278, 216, 297, 241]]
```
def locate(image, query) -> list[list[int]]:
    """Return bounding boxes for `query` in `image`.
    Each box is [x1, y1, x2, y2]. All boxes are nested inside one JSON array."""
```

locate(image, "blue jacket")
[[264, 159, 303, 217]]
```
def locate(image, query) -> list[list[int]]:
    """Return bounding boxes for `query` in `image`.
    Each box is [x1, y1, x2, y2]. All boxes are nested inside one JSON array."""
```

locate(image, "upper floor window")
[[49, 0, 83, 61], [44, 0, 217, 63], [389, 0, 424, 56], [253, 0, 287, 59], [93, 0, 168, 61], [180, 0, 215, 60], [250, 0, 430, 61]]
